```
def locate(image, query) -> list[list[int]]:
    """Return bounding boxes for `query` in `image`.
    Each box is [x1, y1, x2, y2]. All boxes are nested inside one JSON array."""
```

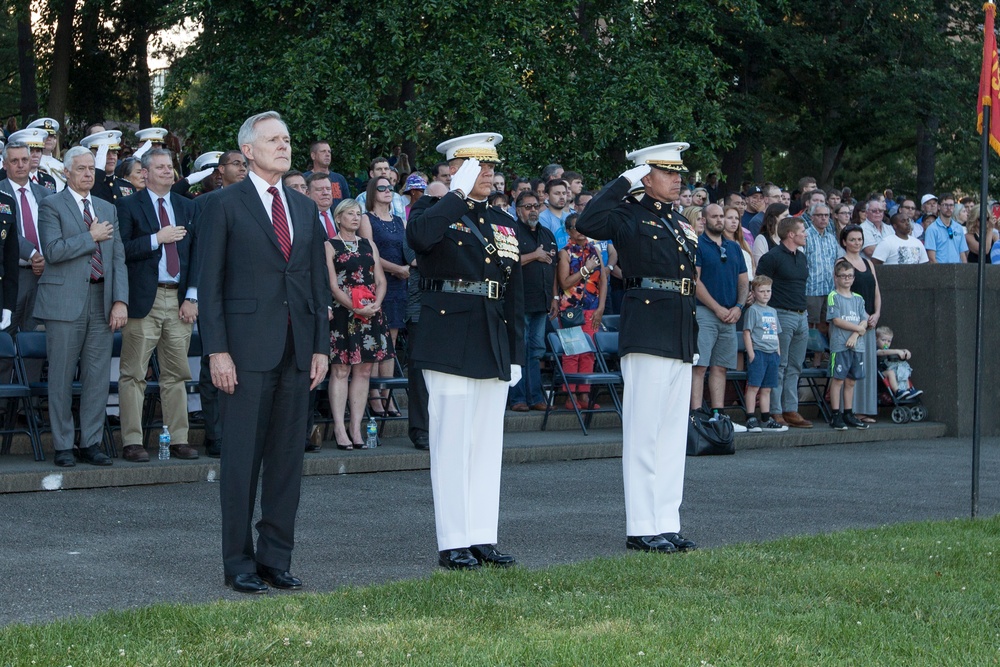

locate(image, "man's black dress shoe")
[[470, 543, 516, 567], [626, 535, 677, 553], [256, 564, 302, 590], [225, 573, 268, 594], [438, 548, 481, 570], [54, 450, 75, 468], [659, 533, 697, 551], [74, 444, 112, 466], [412, 435, 429, 451], [205, 438, 221, 458]]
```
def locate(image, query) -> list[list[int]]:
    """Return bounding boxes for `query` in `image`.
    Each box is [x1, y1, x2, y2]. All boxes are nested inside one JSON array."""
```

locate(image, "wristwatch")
[[187, 298, 198, 304]]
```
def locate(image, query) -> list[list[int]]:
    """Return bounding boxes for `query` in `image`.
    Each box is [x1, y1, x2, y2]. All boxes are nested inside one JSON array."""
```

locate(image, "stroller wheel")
[[909, 404, 927, 422], [891, 406, 911, 424]]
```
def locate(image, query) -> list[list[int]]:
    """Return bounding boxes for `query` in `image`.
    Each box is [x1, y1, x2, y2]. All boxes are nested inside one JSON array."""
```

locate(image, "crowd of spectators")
[[0, 116, 989, 465]]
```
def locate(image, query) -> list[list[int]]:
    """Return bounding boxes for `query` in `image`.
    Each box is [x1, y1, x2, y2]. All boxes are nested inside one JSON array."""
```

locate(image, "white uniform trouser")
[[423, 369, 508, 551], [621, 353, 692, 536]]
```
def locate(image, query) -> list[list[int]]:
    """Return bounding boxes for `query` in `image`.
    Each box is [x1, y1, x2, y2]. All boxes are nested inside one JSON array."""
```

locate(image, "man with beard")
[[539, 178, 571, 248]]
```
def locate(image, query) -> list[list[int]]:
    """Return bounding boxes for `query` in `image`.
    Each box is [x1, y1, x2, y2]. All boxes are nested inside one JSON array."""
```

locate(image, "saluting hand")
[[620, 164, 651, 188], [450, 158, 480, 197]]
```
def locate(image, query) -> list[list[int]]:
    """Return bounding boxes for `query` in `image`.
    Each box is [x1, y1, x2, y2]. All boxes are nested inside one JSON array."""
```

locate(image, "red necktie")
[[321, 210, 336, 238], [30, 174, 38, 184], [18, 188, 39, 252], [267, 186, 291, 261], [158, 197, 180, 277], [82, 199, 104, 281]]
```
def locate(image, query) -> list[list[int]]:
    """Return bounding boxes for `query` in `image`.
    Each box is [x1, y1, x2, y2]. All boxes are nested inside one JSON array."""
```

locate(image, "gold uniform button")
[[479, 218, 485, 223], [485, 258, 491, 263], [680, 265, 685, 270], [644, 299, 650, 305], [457, 241, 463, 245], [440, 310, 446, 314], [654, 202, 662, 210], [653, 235, 658, 240]]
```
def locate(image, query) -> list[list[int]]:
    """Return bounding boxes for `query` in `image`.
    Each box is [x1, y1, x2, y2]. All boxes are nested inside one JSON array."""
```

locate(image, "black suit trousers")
[[220, 329, 309, 575], [405, 319, 429, 442]]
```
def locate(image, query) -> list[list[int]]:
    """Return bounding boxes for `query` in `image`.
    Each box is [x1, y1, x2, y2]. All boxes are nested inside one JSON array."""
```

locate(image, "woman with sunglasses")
[[556, 213, 606, 410], [838, 224, 881, 423], [359, 175, 408, 416]]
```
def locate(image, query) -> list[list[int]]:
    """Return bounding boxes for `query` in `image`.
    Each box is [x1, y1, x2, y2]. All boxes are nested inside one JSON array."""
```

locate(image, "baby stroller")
[[877, 368, 927, 423]]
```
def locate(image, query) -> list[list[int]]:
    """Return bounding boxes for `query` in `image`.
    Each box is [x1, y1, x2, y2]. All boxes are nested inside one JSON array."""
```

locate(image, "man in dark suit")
[[406, 133, 524, 570], [0, 189, 19, 331], [199, 111, 329, 594], [117, 148, 200, 463], [36, 146, 128, 468], [1, 137, 51, 332], [576, 142, 698, 555]]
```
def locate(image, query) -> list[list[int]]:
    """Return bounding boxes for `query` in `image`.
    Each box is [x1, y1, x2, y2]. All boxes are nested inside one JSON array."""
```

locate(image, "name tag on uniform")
[[491, 224, 519, 261], [448, 222, 471, 233], [0, 204, 11, 216]]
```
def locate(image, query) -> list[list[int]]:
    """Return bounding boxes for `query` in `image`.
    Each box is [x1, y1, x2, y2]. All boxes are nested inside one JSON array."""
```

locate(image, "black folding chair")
[[544, 331, 622, 435], [368, 355, 409, 436], [0, 332, 42, 460]]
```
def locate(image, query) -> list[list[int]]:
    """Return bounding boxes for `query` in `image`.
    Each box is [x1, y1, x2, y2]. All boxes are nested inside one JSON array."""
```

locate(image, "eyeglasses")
[[221, 161, 247, 169], [869, 208, 885, 213], [946, 227, 955, 239], [566, 225, 577, 231], [375, 185, 393, 192], [835, 273, 854, 279], [518, 203, 541, 210], [900, 204, 916, 210]]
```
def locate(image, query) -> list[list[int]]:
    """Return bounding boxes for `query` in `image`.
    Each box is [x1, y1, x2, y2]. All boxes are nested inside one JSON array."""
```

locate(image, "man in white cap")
[[27, 118, 65, 192], [13, 128, 57, 193], [80, 130, 122, 203], [406, 132, 525, 570], [576, 141, 699, 554], [171, 150, 227, 199]]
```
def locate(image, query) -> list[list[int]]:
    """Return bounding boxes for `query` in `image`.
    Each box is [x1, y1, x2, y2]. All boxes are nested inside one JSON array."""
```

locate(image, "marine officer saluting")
[[406, 132, 525, 570], [576, 142, 699, 554]]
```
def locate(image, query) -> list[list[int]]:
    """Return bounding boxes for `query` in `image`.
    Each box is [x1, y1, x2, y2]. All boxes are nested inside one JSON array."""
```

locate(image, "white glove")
[[186, 167, 215, 185], [94, 143, 110, 172], [620, 164, 651, 188], [508, 365, 522, 387], [449, 158, 480, 197], [133, 140, 153, 160], [1, 309, 11, 331]]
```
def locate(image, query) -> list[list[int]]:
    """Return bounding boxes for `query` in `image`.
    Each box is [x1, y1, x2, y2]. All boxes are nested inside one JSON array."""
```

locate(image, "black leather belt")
[[420, 278, 505, 300], [157, 282, 179, 289], [624, 277, 694, 296], [89, 277, 104, 284]]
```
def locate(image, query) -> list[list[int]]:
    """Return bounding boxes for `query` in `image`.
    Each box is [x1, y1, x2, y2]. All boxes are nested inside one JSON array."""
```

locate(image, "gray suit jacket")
[[0, 178, 51, 262], [35, 189, 128, 322]]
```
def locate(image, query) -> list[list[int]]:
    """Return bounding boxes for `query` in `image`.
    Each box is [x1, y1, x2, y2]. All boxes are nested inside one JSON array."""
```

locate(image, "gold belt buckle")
[[680, 278, 693, 296], [487, 280, 500, 299]]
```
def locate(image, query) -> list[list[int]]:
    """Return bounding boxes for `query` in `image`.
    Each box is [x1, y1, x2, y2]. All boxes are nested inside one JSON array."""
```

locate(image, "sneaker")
[[830, 413, 848, 431], [894, 389, 910, 400], [761, 418, 788, 432], [732, 422, 748, 433], [843, 412, 869, 429], [745, 417, 763, 433], [907, 387, 923, 398]]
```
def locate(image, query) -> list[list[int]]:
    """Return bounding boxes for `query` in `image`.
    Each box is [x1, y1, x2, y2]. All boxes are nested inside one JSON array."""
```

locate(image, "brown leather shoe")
[[510, 403, 530, 412], [122, 444, 149, 463], [782, 411, 814, 428], [529, 402, 548, 411], [169, 443, 200, 459], [772, 414, 788, 426]]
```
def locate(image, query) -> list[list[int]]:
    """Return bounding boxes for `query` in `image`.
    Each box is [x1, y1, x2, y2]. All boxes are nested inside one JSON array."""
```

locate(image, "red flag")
[[978, 2, 1000, 155]]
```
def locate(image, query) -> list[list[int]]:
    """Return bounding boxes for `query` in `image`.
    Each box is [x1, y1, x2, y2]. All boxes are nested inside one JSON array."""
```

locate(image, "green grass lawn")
[[3, 517, 998, 666]]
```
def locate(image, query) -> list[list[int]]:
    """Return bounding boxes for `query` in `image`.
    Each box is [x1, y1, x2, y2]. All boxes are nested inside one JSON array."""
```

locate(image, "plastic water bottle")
[[158, 425, 171, 461], [365, 417, 378, 449]]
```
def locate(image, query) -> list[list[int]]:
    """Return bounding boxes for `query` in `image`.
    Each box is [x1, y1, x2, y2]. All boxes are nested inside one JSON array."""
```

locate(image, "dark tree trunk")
[[16, 2, 38, 123], [720, 136, 749, 199], [135, 30, 152, 127], [46, 0, 76, 126], [916, 116, 938, 197]]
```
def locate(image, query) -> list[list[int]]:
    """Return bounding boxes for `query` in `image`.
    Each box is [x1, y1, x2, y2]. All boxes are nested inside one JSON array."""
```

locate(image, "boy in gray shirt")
[[742, 275, 787, 432], [826, 259, 869, 430]]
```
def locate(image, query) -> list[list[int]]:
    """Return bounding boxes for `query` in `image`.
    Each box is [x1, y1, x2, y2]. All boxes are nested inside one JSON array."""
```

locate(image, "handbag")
[[559, 305, 585, 328], [686, 407, 736, 456]]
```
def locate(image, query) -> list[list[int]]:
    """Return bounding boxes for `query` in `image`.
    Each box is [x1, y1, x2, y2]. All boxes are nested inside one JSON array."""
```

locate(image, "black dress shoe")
[[438, 548, 480, 570], [54, 450, 75, 468], [74, 444, 112, 467], [225, 573, 268, 594], [205, 438, 221, 458], [626, 535, 677, 553], [412, 435, 429, 451], [659, 532, 697, 552], [470, 543, 516, 567], [256, 564, 302, 590]]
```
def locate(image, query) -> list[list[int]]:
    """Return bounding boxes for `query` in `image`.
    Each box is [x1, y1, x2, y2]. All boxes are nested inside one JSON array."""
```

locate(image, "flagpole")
[[972, 0, 996, 518]]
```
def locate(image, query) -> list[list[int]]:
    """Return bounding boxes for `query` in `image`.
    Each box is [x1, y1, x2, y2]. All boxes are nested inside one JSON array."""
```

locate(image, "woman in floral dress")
[[326, 198, 394, 448]]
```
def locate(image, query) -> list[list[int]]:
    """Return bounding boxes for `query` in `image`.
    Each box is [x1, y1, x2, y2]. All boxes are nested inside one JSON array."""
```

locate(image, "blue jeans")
[[509, 312, 548, 405]]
